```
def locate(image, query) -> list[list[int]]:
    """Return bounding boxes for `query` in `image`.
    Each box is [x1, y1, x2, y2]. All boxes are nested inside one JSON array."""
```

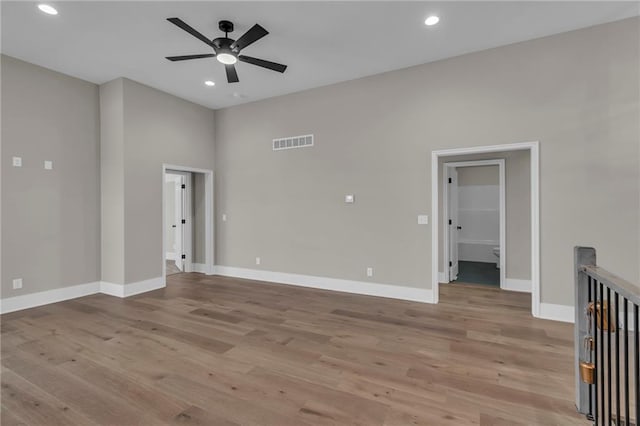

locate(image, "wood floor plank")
[[1, 274, 588, 425]]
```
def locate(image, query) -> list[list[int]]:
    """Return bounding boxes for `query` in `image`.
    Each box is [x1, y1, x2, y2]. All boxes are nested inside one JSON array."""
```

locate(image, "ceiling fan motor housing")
[[212, 37, 239, 54]]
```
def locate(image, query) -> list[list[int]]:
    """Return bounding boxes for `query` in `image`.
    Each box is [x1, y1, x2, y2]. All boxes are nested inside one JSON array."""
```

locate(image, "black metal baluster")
[[587, 277, 594, 420], [623, 298, 629, 426], [614, 292, 620, 425], [592, 277, 598, 423], [600, 281, 605, 426], [607, 287, 612, 425], [635, 303, 639, 426]]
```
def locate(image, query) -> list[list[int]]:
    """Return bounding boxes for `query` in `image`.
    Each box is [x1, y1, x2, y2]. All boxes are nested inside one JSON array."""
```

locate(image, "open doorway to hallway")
[[162, 165, 215, 282], [431, 142, 540, 316]]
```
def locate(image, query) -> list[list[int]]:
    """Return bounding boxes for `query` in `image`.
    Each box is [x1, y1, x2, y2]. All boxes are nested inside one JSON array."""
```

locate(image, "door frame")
[[431, 141, 540, 317], [162, 164, 215, 283], [442, 159, 506, 288]]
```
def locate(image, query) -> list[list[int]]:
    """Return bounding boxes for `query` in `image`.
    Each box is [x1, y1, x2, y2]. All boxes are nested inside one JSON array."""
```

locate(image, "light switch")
[[222, 214, 227, 222], [12, 157, 22, 167], [418, 215, 429, 225], [44, 160, 53, 170], [345, 194, 355, 203], [12, 278, 22, 289]]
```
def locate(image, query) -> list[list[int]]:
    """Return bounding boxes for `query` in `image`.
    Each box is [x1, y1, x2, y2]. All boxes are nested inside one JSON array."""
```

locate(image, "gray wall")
[[1, 55, 100, 296], [438, 151, 531, 280], [214, 18, 639, 306], [458, 166, 498, 186], [100, 78, 215, 284], [100, 78, 125, 284]]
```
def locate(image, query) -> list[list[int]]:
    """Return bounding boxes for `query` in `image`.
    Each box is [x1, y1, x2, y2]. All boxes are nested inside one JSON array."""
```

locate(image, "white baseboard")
[[100, 276, 165, 297], [502, 278, 532, 293], [0, 281, 101, 314], [1, 277, 165, 314], [539, 303, 574, 323], [165, 252, 175, 261], [438, 272, 447, 283], [214, 266, 434, 303], [192, 263, 214, 275]]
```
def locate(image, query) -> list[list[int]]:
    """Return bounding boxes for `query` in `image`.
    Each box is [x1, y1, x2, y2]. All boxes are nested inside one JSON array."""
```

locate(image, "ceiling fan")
[[165, 18, 288, 83]]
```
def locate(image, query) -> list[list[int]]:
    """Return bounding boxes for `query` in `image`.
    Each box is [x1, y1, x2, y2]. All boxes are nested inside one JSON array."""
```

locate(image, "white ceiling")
[[2, 1, 638, 109]]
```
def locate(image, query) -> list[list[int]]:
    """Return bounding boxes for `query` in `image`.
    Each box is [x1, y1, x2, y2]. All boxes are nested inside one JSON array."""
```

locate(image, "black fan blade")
[[238, 55, 287, 73], [167, 18, 215, 47], [231, 24, 268, 50], [225, 64, 239, 83], [166, 54, 216, 62]]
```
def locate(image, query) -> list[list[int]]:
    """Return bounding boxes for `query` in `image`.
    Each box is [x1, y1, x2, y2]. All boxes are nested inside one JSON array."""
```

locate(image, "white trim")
[[162, 164, 215, 285], [0, 277, 167, 314], [530, 143, 540, 317], [539, 303, 574, 323], [192, 263, 214, 275], [214, 266, 434, 303], [442, 159, 505, 288], [502, 278, 532, 293], [100, 276, 165, 298], [0, 282, 101, 314], [165, 251, 175, 261], [438, 272, 447, 283], [432, 141, 540, 316]]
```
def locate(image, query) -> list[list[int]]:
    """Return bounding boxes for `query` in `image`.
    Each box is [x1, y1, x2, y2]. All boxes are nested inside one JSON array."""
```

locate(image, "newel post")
[[574, 246, 596, 413]]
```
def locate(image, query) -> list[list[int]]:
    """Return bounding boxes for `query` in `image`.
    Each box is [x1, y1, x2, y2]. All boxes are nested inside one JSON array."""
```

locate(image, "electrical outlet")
[[12, 278, 23, 289], [44, 160, 53, 170], [366, 267, 373, 277], [222, 214, 227, 222], [417, 215, 429, 225], [12, 157, 22, 167], [256, 257, 261, 265]]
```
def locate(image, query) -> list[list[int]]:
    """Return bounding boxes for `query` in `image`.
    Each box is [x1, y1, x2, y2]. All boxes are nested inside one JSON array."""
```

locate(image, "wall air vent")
[[273, 134, 314, 151]]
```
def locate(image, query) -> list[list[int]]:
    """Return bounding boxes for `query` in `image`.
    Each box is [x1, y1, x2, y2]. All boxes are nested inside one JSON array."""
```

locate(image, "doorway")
[[443, 160, 505, 288], [162, 164, 214, 283], [431, 141, 540, 317]]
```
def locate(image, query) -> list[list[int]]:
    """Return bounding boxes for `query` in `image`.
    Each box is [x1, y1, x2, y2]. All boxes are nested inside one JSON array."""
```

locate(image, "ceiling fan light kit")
[[165, 18, 288, 84]]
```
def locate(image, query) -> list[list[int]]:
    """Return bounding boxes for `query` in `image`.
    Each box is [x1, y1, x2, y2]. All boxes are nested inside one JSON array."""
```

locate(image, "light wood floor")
[[0, 274, 587, 425]]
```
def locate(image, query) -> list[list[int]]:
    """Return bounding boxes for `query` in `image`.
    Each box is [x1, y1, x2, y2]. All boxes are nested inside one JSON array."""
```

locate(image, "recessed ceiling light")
[[38, 4, 58, 15], [424, 15, 440, 26], [204, 80, 215, 87]]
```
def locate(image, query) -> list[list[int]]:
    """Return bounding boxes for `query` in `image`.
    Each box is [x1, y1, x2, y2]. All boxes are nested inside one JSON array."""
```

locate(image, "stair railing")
[[575, 246, 639, 426]]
